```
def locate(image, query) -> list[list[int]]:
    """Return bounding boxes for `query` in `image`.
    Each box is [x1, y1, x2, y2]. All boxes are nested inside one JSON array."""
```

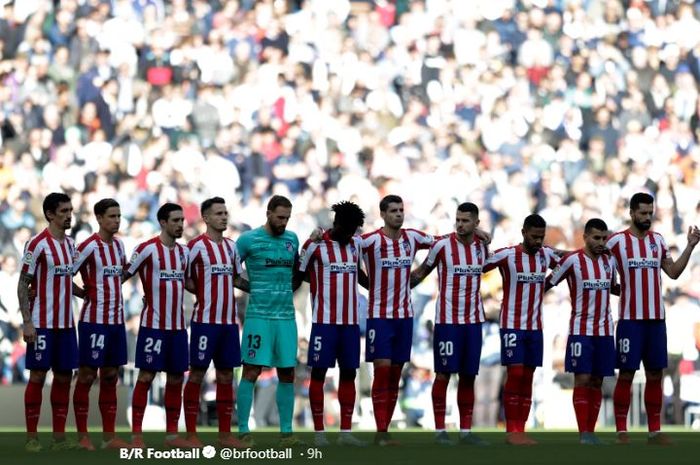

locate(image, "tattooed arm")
[[17, 271, 36, 344]]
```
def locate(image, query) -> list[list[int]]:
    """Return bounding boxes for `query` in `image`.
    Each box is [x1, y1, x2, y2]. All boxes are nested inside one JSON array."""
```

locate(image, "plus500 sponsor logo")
[[516, 272, 545, 283], [211, 264, 233, 275], [329, 262, 357, 273], [380, 258, 412, 269], [102, 266, 122, 277], [582, 279, 610, 290], [627, 259, 659, 269], [159, 270, 184, 280], [453, 265, 482, 276]]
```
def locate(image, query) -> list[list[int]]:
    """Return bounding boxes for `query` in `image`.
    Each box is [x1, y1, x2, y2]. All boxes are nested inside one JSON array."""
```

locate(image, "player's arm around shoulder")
[[410, 238, 442, 288], [545, 251, 574, 292], [482, 246, 510, 273]]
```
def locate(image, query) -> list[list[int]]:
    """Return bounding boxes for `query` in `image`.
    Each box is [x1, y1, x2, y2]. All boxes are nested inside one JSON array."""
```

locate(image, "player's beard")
[[634, 220, 652, 231]]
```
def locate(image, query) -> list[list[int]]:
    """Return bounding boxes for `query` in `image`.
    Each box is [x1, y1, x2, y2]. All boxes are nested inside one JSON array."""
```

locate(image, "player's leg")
[[132, 326, 165, 447], [184, 322, 217, 444], [587, 376, 604, 436], [366, 318, 393, 436], [273, 319, 299, 442], [210, 323, 242, 446], [587, 335, 615, 438], [162, 329, 190, 447], [24, 369, 47, 450], [386, 318, 413, 429], [500, 329, 526, 437], [73, 366, 98, 449], [50, 328, 79, 448], [457, 323, 485, 445], [309, 367, 329, 445], [308, 323, 336, 441], [520, 330, 542, 439], [336, 325, 366, 447], [566, 335, 593, 440], [613, 320, 643, 443], [238, 318, 270, 440], [130, 369, 155, 447], [432, 323, 456, 444], [99, 323, 130, 448], [642, 320, 669, 444]]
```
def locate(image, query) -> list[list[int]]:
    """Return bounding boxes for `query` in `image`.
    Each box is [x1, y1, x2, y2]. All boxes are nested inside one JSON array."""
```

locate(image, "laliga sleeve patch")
[[23, 252, 34, 266]]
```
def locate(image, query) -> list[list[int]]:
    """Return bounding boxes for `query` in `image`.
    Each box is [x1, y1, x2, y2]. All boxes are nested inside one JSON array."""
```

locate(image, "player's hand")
[[687, 226, 700, 248], [22, 321, 37, 344], [309, 227, 324, 243], [475, 228, 492, 245]]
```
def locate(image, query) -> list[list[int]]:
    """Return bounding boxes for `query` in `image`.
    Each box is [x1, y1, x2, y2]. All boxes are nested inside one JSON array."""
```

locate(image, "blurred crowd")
[[2, 0, 700, 428]]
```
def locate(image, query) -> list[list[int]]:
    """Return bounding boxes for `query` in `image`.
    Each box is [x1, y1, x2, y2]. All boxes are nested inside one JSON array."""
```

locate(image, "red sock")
[[386, 365, 402, 429], [50, 379, 71, 434], [504, 366, 524, 432], [588, 387, 602, 432], [131, 380, 151, 434], [73, 381, 92, 434], [431, 377, 449, 430], [457, 377, 475, 430], [164, 382, 183, 435], [519, 367, 535, 432], [573, 387, 590, 433], [371, 366, 390, 432], [183, 381, 201, 434], [99, 377, 118, 434], [338, 378, 356, 431], [645, 378, 662, 433], [309, 378, 325, 432], [25, 380, 43, 434], [216, 382, 233, 433], [613, 378, 632, 432]]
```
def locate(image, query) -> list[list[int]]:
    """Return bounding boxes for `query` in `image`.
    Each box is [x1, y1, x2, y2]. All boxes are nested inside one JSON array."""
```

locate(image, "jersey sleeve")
[[236, 232, 251, 262], [546, 247, 561, 269], [657, 233, 669, 260], [424, 240, 444, 268], [408, 229, 435, 250], [547, 254, 574, 287], [72, 241, 93, 275], [483, 247, 509, 273], [186, 242, 202, 279], [127, 243, 150, 275], [298, 240, 317, 273], [230, 240, 244, 275], [21, 240, 41, 277]]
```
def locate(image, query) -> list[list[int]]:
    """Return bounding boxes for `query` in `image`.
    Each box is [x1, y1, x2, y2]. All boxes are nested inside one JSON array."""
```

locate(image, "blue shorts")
[[26, 327, 78, 372], [500, 329, 543, 367], [366, 318, 413, 364], [135, 327, 188, 373], [308, 324, 360, 369], [565, 335, 615, 376], [616, 320, 668, 371], [433, 323, 483, 375], [78, 322, 128, 368], [190, 322, 241, 369]]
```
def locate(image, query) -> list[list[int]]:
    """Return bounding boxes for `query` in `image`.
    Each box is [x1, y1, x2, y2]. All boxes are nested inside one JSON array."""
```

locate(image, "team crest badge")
[[506, 350, 513, 358], [539, 255, 546, 267], [441, 358, 447, 366], [248, 349, 256, 359], [313, 353, 320, 362], [198, 352, 205, 361], [571, 359, 577, 367], [620, 355, 627, 363], [35, 353, 42, 361], [402, 242, 411, 254], [145, 355, 153, 364], [92, 351, 99, 360], [650, 243, 658, 252], [285, 241, 294, 253], [603, 264, 611, 273]]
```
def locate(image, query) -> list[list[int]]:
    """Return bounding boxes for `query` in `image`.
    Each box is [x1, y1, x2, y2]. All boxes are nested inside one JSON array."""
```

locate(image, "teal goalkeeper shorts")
[[241, 318, 298, 368]]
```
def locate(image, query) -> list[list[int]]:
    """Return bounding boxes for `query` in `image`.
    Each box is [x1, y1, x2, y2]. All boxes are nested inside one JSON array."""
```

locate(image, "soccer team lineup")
[[14, 189, 700, 455]]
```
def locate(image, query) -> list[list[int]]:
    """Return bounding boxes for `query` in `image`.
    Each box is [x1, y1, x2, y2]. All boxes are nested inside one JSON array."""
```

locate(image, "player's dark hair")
[[201, 196, 225, 216], [523, 214, 546, 230], [157, 203, 183, 223], [630, 192, 654, 211], [379, 194, 403, 212], [457, 202, 479, 216], [584, 218, 608, 234], [332, 201, 365, 232], [267, 195, 292, 212], [94, 198, 120, 217], [42, 192, 71, 221]]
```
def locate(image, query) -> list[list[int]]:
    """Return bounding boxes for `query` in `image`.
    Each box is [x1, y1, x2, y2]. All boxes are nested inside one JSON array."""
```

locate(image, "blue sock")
[[237, 379, 254, 434], [277, 382, 295, 434]]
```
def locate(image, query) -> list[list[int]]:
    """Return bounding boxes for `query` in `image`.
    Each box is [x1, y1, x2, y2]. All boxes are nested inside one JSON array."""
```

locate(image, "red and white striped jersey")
[[425, 233, 487, 325], [361, 228, 434, 319], [606, 230, 668, 320], [127, 237, 189, 330], [187, 234, 243, 325], [74, 234, 127, 325], [20, 229, 76, 329], [483, 245, 559, 330], [299, 233, 362, 325], [547, 250, 616, 336]]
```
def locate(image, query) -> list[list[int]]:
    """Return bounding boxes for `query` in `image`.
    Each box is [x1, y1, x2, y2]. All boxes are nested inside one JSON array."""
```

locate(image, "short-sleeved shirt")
[[237, 227, 299, 320], [360, 228, 434, 319], [127, 237, 189, 330], [187, 234, 244, 325], [606, 230, 668, 320], [73, 233, 127, 325], [483, 244, 559, 330], [546, 250, 616, 336], [21, 229, 76, 329]]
